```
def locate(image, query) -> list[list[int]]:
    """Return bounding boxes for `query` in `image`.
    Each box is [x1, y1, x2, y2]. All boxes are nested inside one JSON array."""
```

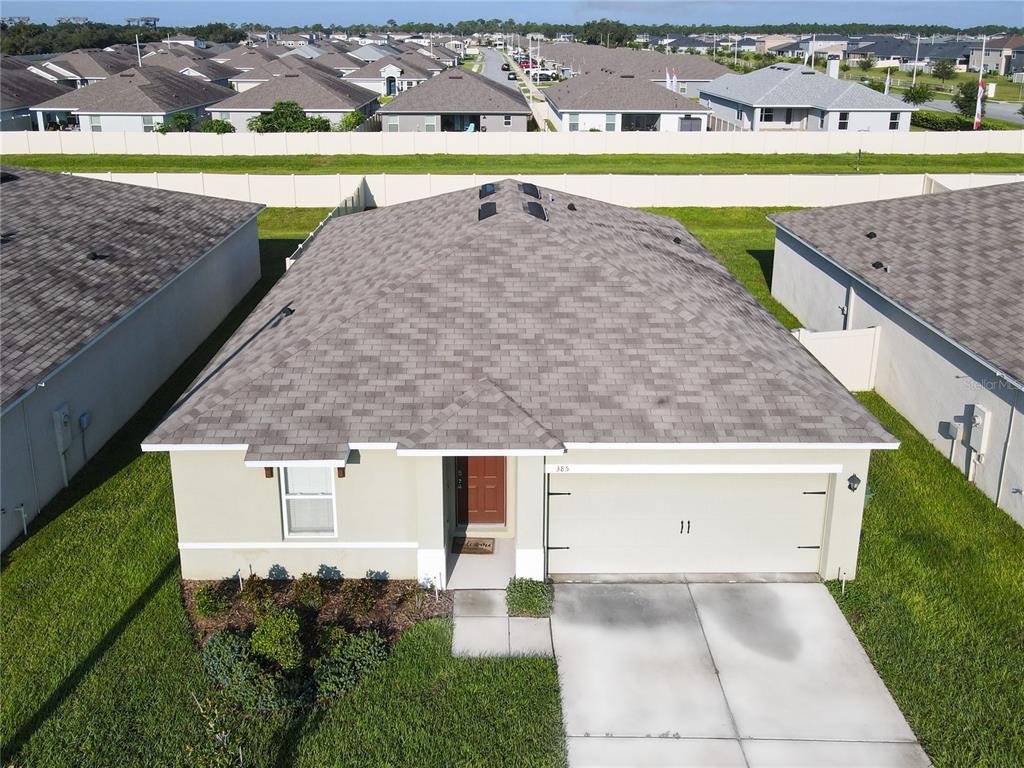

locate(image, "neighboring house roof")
[[210, 44, 279, 68], [42, 48, 133, 79], [544, 72, 711, 113], [1, 56, 72, 109], [210, 68, 377, 112], [32, 66, 234, 113], [145, 180, 892, 459], [971, 35, 1024, 50], [0, 167, 263, 412], [379, 68, 530, 114], [770, 182, 1024, 386], [140, 50, 237, 81], [699, 64, 914, 110], [856, 40, 971, 60], [228, 56, 319, 84], [343, 53, 439, 81]]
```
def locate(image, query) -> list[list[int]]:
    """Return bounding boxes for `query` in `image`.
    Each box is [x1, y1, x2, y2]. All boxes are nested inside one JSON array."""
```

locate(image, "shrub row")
[[911, 110, 1012, 132]]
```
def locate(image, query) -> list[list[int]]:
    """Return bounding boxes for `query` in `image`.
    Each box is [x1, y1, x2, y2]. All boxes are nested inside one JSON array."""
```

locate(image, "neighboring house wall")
[[549, 106, 707, 132], [77, 107, 207, 133], [0, 219, 261, 550], [701, 94, 909, 132], [385, 113, 528, 132], [1, 108, 33, 131], [771, 230, 1024, 525]]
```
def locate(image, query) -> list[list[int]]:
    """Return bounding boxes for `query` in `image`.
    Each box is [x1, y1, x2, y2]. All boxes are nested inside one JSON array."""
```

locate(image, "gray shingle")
[[544, 72, 711, 112], [0, 56, 72, 109], [771, 182, 1024, 385], [379, 68, 530, 115], [32, 66, 234, 113], [211, 68, 377, 111], [146, 181, 892, 457], [0, 168, 263, 410]]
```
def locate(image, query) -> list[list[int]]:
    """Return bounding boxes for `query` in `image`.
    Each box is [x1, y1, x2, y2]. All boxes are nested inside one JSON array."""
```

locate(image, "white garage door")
[[547, 472, 828, 574]]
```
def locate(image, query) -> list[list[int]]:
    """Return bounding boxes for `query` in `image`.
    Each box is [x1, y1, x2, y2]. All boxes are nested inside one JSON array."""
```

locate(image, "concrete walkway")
[[552, 582, 930, 768], [451, 589, 553, 657]]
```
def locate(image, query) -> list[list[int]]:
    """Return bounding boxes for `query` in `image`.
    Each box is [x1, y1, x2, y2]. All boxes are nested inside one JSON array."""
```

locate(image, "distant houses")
[[343, 54, 443, 96]]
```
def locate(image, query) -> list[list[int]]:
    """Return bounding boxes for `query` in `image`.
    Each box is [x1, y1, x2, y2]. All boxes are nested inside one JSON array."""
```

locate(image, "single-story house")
[[770, 182, 1024, 525], [846, 40, 972, 72], [140, 49, 237, 86], [31, 66, 234, 132], [227, 56, 319, 92], [142, 180, 895, 586], [378, 68, 530, 132], [1, 56, 72, 130], [209, 44, 280, 71], [209, 68, 378, 132], [640, 54, 731, 96], [348, 43, 406, 63], [28, 48, 134, 88], [0, 167, 263, 551], [343, 54, 442, 96], [282, 49, 365, 75], [662, 36, 711, 54], [545, 72, 712, 131], [699, 64, 914, 131]]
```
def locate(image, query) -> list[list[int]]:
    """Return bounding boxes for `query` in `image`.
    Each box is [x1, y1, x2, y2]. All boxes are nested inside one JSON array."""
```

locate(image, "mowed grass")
[[644, 206, 802, 328], [0, 208, 565, 768], [833, 394, 1024, 767], [7, 152, 1024, 176]]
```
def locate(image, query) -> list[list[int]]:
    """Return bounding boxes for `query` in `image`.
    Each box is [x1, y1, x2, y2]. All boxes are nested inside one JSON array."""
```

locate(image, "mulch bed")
[[182, 578, 453, 647]]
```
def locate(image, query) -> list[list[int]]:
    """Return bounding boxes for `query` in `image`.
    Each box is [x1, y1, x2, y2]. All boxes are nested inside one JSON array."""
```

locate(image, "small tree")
[[335, 110, 366, 132], [305, 115, 332, 132], [857, 55, 876, 71], [200, 118, 236, 134], [902, 82, 934, 106], [248, 101, 317, 132], [952, 80, 985, 119], [154, 111, 195, 134], [931, 59, 956, 83], [839, 60, 850, 72]]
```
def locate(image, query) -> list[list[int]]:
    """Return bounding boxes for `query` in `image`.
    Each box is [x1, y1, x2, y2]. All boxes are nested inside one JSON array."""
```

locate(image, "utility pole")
[[912, 34, 921, 85]]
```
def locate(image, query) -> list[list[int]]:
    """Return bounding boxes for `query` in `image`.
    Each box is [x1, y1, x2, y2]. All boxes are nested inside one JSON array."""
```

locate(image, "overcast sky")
[[7, 1, 1023, 28]]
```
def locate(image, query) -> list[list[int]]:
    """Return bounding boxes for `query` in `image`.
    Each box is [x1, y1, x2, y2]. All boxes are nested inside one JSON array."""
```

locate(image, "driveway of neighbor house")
[[552, 582, 931, 768]]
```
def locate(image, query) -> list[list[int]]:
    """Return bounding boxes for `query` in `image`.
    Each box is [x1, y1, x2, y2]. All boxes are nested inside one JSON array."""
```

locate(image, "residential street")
[[479, 46, 517, 90], [923, 97, 1024, 124]]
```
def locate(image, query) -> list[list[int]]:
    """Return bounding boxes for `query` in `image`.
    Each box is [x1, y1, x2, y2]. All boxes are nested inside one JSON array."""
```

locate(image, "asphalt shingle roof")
[[32, 66, 234, 113], [42, 48, 134, 79], [141, 49, 238, 81], [145, 181, 892, 458], [211, 67, 377, 111], [0, 167, 263, 411], [700, 64, 913, 110], [0, 56, 72, 109], [771, 182, 1024, 386], [343, 53, 439, 81], [379, 68, 529, 114], [544, 71, 711, 112]]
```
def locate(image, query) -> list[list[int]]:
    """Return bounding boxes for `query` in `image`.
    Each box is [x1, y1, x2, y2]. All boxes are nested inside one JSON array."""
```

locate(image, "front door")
[[455, 456, 506, 525]]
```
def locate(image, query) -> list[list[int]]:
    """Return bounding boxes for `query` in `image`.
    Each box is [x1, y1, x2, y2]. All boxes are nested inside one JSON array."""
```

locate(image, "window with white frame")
[[568, 112, 579, 131], [280, 467, 337, 537], [503, 114, 511, 127], [88, 115, 102, 133], [424, 114, 437, 132], [762, 107, 774, 122], [605, 113, 616, 131], [888, 111, 900, 130], [838, 112, 850, 130], [142, 115, 156, 133], [385, 115, 399, 132]]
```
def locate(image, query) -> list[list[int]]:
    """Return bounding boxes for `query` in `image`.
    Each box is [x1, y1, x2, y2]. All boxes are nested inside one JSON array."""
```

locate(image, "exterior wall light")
[[848, 474, 861, 492]]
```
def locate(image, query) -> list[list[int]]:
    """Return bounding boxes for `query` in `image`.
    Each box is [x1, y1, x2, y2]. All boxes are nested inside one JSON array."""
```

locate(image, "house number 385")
[[680, 520, 691, 534]]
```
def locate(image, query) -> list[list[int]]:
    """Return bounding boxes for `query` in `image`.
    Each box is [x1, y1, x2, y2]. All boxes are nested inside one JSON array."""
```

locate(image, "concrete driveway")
[[552, 582, 931, 768]]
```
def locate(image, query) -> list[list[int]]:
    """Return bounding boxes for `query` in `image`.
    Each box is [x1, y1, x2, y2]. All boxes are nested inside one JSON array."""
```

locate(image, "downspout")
[[20, 403, 41, 527], [995, 379, 1021, 507], [542, 456, 550, 581]]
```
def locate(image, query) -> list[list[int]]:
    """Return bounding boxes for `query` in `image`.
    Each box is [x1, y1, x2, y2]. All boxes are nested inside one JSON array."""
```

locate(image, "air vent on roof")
[[0, 171, 18, 184], [479, 182, 496, 198], [86, 250, 109, 261], [520, 182, 540, 199], [478, 201, 497, 220], [866, 231, 877, 239], [523, 201, 548, 221], [672, 236, 683, 244], [566, 202, 577, 211], [0, 231, 14, 244], [619, 74, 635, 78]]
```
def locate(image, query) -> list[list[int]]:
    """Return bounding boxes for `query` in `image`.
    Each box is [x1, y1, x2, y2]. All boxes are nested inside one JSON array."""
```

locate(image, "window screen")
[[281, 467, 335, 537]]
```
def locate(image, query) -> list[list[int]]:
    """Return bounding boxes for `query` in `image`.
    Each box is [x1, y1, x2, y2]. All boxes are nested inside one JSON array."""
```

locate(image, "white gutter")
[[3, 210, 264, 418], [545, 463, 843, 474]]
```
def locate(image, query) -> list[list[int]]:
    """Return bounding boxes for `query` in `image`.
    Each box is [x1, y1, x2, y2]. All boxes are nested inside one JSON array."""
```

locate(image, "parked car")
[[501, 62, 510, 71], [536, 72, 552, 82], [507, 72, 517, 80]]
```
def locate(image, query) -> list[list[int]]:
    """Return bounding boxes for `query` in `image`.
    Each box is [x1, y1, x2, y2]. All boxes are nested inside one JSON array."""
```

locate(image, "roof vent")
[[522, 201, 548, 221], [478, 201, 497, 220], [871, 260, 887, 271], [672, 236, 683, 244], [479, 182, 496, 198], [86, 250, 109, 261], [0, 171, 18, 184], [450, 73, 463, 78], [866, 231, 877, 239], [0, 231, 14, 244], [566, 202, 577, 211], [519, 182, 540, 199], [620, 74, 635, 78]]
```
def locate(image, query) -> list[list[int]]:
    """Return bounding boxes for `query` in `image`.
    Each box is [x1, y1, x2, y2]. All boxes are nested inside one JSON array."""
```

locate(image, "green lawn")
[[6, 152, 1024, 176], [0, 208, 565, 768]]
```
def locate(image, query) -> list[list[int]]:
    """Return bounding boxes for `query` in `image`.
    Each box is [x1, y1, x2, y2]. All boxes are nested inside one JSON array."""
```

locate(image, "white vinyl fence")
[[68, 171, 1024, 208], [2, 128, 1022, 155], [792, 327, 881, 392]]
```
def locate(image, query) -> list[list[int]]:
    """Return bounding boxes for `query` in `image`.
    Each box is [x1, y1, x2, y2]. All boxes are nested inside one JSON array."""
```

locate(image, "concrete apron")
[[451, 589, 553, 657], [552, 582, 931, 768]]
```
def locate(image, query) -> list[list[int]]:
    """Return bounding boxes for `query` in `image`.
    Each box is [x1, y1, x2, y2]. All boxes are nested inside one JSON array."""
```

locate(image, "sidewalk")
[[451, 589, 553, 657]]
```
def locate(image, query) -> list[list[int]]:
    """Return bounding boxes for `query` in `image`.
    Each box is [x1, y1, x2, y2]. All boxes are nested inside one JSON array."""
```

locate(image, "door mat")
[[451, 537, 495, 555]]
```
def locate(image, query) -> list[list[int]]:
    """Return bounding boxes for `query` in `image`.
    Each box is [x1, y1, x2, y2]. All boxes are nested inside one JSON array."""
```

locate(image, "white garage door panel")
[[548, 473, 827, 574]]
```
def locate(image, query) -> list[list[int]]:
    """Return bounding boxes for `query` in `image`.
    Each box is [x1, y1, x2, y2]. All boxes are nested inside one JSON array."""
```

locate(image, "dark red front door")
[[456, 456, 506, 525]]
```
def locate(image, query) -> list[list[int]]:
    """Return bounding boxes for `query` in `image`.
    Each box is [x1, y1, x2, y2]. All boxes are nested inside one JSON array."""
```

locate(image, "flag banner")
[[973, 77, 985, 129]]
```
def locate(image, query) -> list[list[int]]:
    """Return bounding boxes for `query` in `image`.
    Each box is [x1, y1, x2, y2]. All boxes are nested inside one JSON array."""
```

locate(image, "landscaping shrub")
[[911, 109, 1011, 132], [341, 577, 386, 619], [294, 572, 325, 610], [193, 583, 231, 619], [506, 577, 553, 617], [250, 608, 303, 671], [201, 632, 282, 711], [312, 627, 388, 700], [240, 574, 273, 614]]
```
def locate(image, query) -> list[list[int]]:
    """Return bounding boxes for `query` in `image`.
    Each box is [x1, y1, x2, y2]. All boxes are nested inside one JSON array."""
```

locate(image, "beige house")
[[144, 181, 896, 588]]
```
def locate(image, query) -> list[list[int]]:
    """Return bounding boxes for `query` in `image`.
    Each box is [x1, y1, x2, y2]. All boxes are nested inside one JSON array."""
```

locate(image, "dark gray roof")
[[343, 53, 439, 81], [544, 72, 711, 112], [1, 56, 72, 110], [770, 182, 1024, 385], [379, 68, 529, 115], [145, 181, 892, 458], [211, 45, 279, 69], [0, 167, 263, 411], [42, 48, 134, 79], [32, 66, 234, 113], [211, 68, 377, 111], [141, 50, 238, 81]]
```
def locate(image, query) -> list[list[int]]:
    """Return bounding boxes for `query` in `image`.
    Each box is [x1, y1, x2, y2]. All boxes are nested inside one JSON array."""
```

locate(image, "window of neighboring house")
[[386, 115, 399, 132], [605, 113, 616, 131], [568, 113, 579, 131], [280, 466, 337, 537], [424, 115, 437, 132], [819, 112, 826, 129], [88, 115, 102, 133], [679, 83, 688, 94], [889, 111, 900, 130], [406, 80, 414, 88], [735, 106, 742, 121], [503, 114, 511, 127], [838, 112, 850, 130], [762, 107, 774, 122], [142, 115, 156, 133]]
